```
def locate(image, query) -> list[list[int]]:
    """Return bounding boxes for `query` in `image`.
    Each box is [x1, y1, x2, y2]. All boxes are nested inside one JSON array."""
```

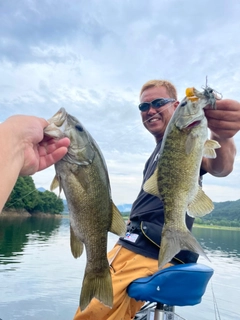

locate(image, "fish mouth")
[[50, 108, 67, 127], [185, 120, 201, 129], [44, 108, 68, 138], [176, 113, 204, 130]]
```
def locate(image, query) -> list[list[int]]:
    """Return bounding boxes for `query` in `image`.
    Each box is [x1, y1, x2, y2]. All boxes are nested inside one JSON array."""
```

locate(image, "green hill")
[[4, 177, 64, 215], [195, 199, 240, 227]]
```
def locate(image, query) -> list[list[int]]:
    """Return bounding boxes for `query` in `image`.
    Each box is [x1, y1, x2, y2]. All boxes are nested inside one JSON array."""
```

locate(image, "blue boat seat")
[[127, 263, 213, 306]]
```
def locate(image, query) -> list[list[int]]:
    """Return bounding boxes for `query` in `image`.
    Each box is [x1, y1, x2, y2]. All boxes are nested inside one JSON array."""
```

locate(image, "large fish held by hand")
[[44, 108, 126, 311], [144, 86, 221, 269]]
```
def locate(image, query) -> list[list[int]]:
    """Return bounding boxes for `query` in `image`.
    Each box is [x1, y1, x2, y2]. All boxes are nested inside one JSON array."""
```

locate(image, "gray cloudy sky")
[[1, 0, 240, 205]]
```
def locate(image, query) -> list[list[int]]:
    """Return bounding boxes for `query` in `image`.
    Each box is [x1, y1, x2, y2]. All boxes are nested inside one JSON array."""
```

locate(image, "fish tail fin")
[[80, 266, 113, 311], [158, 227, 210, 269]]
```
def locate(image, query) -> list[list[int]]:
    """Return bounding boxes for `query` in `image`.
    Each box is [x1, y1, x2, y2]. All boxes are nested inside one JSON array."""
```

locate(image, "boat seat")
[[127, 263, 213, 306]]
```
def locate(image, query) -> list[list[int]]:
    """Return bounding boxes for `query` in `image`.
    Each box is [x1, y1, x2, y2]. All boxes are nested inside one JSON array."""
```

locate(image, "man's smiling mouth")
[[148, 117, 161, 123]]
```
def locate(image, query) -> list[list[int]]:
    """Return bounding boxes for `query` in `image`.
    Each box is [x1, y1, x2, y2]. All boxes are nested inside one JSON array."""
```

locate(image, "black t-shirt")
[[118, 141, 203, 263]]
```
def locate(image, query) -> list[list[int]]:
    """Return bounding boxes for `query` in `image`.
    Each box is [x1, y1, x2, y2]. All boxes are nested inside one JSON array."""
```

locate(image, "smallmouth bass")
[[144, 87, 221, 269], [45, 108, 126, 310]]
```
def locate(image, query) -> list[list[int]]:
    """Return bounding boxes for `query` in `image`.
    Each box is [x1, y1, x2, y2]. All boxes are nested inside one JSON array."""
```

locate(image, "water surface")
[[0, 216, 239, 320]]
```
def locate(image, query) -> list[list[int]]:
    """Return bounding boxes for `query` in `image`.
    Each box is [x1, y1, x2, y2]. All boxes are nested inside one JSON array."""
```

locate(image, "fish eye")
[[180, 101, 187, 107], [75, 124, 83, 132]]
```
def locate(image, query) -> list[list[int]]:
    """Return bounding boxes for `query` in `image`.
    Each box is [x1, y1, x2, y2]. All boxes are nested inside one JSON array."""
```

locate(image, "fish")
[[44, 108, 126, 311], [143, 86, 221, 269]]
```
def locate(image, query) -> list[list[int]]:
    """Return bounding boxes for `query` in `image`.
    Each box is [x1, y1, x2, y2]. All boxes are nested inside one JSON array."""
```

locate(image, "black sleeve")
[[200, 168, 207, 176]]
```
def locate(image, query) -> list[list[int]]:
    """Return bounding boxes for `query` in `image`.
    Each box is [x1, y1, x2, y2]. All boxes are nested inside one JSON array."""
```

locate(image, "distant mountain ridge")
[[37, 187, 46, 192], [116, 204, 132, 213], [38, 188, 132, 214], [202, 199, 240, 222], [37, 188, 240, 223], [59, 200, 131, 214]]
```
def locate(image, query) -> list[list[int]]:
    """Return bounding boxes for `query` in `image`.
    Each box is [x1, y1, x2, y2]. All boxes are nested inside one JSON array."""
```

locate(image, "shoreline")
[[193, 223, 240, 231], [0, 210, 62, 218], [1, 211, 239, 230]]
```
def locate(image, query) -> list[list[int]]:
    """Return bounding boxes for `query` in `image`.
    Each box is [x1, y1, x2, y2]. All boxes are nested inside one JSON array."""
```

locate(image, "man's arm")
[[201, 99, 239, 176]]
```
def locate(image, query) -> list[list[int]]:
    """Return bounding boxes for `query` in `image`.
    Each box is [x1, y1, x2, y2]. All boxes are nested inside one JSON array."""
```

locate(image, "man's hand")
[[205, 99, 240, 139]]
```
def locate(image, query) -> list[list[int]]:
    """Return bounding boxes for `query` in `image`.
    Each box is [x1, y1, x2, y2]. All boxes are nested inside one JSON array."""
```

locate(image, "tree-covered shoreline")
[[3, 176, 64, 215], [119, 198, 240, 228], [3, 177, 240, 226]]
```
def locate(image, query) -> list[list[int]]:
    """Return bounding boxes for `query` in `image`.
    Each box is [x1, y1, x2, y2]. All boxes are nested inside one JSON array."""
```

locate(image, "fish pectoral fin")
[[80, 266, 113, 311], [50, 175, 62, 195], [70, 225, 84, 258], [203, 139, 221, 159], [77, 167, 90, 190], [185, 132, 198, 154], [187, 186, 214, 217], [109, 202, 126, 236], [143, 168, 159, 197]]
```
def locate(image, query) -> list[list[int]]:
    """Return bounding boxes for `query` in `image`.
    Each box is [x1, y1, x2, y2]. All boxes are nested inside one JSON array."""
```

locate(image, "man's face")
[[140, 86, 178, 142]]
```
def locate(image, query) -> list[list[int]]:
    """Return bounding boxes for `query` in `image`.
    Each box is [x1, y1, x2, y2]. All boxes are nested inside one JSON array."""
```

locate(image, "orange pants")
[[73, 244, 173, 320]]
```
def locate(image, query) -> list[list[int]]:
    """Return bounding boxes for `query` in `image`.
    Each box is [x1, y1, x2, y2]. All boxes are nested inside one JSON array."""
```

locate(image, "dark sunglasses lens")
[[139, 103, 150, 111], [151, 99, 164, 108], [139, 98, 174, 111]]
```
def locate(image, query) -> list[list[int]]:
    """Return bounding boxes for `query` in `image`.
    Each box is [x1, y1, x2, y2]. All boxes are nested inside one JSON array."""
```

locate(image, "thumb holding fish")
[[3, 115, 70, 176], [204, 99, 240, 139]]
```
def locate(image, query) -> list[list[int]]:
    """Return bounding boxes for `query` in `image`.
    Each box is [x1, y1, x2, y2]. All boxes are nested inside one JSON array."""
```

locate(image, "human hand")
[[204, 99, 240, 139], [4, 115, 70, 176], [20, 134, 70, 176]]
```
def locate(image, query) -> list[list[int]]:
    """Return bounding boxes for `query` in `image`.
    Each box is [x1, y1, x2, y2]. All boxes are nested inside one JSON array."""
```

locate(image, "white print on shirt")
[[123, 232, 139, 243]]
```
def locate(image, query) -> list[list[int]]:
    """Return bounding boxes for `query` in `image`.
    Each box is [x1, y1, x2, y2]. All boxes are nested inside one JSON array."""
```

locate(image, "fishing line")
[[108, 102, 175, 146], [4, 189, 37, 208], [142, 103, 174, 125], [211, 280, 222, 320]]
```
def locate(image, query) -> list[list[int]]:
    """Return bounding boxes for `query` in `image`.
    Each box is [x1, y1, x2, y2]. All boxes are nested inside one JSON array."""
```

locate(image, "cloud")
[[1, 0, 240, 204]]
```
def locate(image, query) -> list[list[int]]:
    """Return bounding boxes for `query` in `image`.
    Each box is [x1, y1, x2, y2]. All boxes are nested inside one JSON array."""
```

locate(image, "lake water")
[[0, 216, 240, 320]]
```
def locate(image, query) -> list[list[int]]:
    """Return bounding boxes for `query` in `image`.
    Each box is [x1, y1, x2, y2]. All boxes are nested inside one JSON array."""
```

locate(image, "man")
[[74, 80, 239, 320]]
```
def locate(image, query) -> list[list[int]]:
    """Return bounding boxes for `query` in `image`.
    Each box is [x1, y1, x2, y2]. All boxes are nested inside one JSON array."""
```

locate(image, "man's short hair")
[[140, 80, 177, 100]]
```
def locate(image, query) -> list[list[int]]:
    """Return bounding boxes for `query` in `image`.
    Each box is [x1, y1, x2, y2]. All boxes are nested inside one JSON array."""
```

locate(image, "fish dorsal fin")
[[187, 185, 214, 217], [70, 225, 84, 258], [143, 168, 159, 197], [109, 202, 126, 236], [203, 139, 221, 158], [185, 132, 198, 154]]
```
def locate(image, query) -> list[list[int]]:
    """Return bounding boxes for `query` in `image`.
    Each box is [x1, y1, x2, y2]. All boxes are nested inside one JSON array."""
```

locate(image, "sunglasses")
[[138, 98, 175, 112]]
